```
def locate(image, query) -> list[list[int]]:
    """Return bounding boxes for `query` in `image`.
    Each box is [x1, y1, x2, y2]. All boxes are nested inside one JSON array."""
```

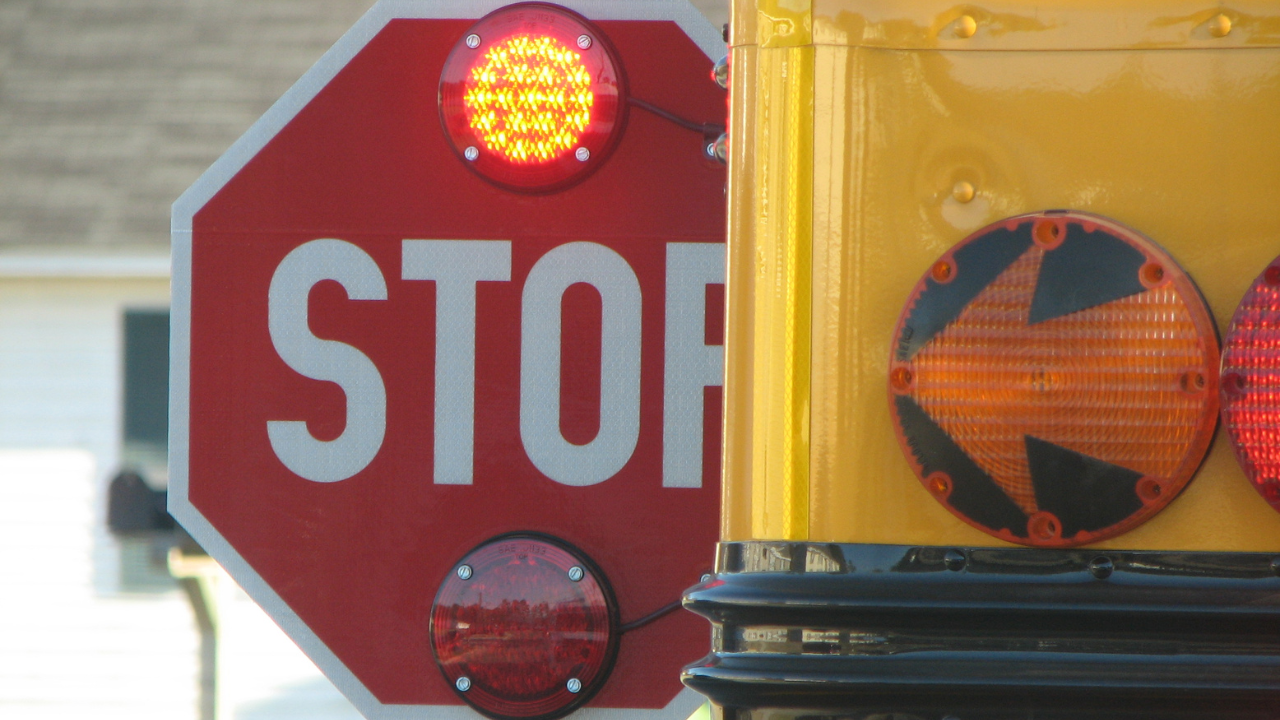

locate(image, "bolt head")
[[700, 573, 713, 583], [711, 133, 728, 164], [576, 34, 592, 50], [566, 678, 582, 693], [463, 146, 479, 162], [574, 147, 590, 162], [943, 549, 966, 572], [1089, 556, 1114, 580], [457, 564, 473, 580], [456, 676, 472, 692], [568, 566, 585, 582], [712, 55, 729, 89], [1210, 13, 1232, 37], [465, 33, 481, 49]]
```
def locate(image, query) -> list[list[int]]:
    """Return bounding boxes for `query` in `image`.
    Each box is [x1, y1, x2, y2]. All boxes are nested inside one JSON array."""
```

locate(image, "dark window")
[[117, 310, 174, 593], [123, 311, 169, 450]]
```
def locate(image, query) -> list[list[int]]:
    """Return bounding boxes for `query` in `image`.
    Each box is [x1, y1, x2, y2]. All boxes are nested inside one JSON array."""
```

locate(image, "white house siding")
[[0, 274, 362, 719], [0, 276, 193, 719], [0, 449, 196, 720], [0, 275, 170, 595], [219, 587, 364, 720]]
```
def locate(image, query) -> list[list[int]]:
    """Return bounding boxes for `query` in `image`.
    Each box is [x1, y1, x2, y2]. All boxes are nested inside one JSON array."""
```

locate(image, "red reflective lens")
[[430, 535, 619, 720], [1221, 259, 1280, 512], [439, 3, 626, 192]]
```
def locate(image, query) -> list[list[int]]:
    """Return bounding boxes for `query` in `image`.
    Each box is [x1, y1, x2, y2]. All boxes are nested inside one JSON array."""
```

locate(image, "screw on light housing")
[[456, 677, 472, 692], [568, 566, 585, 582], [457, 564, 473, 580], [465, 33, 481, 49], [576, 34, 592, 50], [463, 146, 479, 162], [566, 678, 582, 693]]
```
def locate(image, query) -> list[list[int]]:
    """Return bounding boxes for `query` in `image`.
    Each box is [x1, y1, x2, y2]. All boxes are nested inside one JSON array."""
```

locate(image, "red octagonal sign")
[[169, 1, 725, 718]]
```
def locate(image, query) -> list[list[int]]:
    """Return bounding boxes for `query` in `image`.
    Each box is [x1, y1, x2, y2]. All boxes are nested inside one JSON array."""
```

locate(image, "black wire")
[[619, 598, 684, 634], [628, 97, 724, 136]]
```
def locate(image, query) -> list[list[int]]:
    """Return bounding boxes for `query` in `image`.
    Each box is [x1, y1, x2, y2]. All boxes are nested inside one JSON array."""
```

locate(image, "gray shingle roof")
[[0, 0, 724, 251]]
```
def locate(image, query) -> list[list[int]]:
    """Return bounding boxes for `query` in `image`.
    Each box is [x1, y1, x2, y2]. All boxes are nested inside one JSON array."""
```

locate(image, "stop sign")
[[168, 1, 726, 718]]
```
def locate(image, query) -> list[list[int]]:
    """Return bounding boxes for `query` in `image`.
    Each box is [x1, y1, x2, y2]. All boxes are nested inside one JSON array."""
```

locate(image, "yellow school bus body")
[[722, 0, 1280, 550]]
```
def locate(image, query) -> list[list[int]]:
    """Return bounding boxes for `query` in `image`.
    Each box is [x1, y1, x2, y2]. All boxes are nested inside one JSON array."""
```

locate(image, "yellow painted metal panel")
[[758, 0, 813, 47], [809, 0, 1280, 50], [721, 44, 758, 541], [726, 0, 1280, 550], [723, 8, 817, 542]]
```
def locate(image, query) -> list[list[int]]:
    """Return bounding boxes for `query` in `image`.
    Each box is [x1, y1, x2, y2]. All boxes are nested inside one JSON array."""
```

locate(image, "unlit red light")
[[431, 535, 618, 720], [1221, 260, 1280, 512], [463, 34, 594, 164]]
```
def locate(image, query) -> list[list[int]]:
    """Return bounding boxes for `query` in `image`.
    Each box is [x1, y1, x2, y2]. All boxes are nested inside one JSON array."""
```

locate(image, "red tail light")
[[1221, 258, 1280, 512], [439, 3, 626, 192], [430, 534, 619, 720]]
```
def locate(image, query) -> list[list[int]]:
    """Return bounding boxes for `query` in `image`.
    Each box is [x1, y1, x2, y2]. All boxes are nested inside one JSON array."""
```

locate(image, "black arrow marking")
[[895, 395, 1029, 537], [897, 223, 1033, 362], [1028, 223, 1147, 325], [1025, 435, 1144, 538]]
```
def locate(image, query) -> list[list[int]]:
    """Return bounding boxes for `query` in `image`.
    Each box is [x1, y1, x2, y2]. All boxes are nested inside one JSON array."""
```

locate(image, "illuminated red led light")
[[888, 211, 1219, 547], [464, 34, 593, 164], [439, 4, 626, 192], [430, 534, 619, 720], [1221, 258, 1280, 512]]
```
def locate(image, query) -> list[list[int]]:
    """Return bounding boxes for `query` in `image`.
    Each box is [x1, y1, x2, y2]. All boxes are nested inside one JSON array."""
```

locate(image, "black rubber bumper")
[[681, 542, 1280, 719]]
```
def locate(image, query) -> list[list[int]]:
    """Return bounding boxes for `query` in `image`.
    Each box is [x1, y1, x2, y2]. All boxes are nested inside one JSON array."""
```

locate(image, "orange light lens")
[[888, 212, 1219, 547], [463, 34, 594, 164], [439, 4, 625, 192]]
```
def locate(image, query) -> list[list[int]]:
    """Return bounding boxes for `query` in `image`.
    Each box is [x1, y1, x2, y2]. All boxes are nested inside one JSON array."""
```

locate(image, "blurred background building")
[[0, 0, 726, 718]]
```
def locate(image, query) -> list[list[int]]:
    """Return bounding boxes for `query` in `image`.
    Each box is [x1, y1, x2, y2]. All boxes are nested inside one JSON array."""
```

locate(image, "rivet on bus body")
[[1210, 14, 1232, 37]]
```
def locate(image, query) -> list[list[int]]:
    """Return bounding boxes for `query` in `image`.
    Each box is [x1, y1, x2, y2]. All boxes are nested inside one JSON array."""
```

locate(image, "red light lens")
[[439, 4, 625, 192], [1221, 259, 1280, 512], [888, 211, 1219, 547], [430, 535, 619, 720]]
